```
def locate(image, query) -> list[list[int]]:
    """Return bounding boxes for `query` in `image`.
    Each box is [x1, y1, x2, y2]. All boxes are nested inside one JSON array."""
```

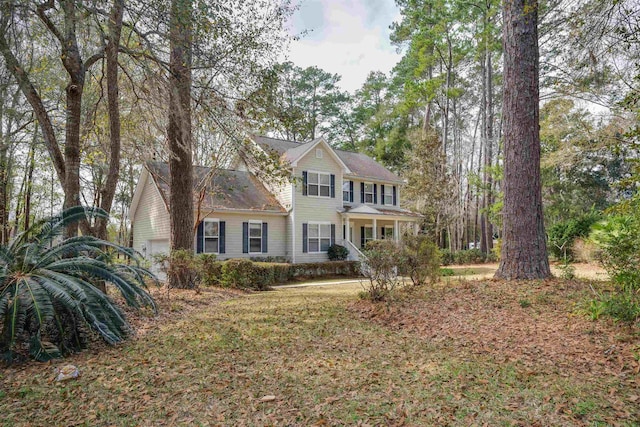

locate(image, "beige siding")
[[292, 141, 344, 263], [132, 173, 170, 256], [197, 212, 288, 260]]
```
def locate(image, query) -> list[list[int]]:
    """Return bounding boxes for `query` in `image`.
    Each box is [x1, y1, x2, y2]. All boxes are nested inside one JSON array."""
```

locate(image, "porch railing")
[[341, 239, 367, 262]]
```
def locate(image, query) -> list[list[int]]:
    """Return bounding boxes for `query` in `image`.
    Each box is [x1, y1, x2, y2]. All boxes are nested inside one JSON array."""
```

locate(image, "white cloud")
[[284, 0, 402, 93]]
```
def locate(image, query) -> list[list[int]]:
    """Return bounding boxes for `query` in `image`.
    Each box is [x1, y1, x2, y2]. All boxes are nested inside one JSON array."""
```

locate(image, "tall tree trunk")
[[495, 0, 550, 280], [23, 133, 36, 231], [168, 0, 194, 288], [483, 32, 494, 255]]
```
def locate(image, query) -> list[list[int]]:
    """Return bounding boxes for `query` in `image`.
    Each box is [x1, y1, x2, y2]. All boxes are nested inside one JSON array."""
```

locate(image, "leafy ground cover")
[[1, 272, 638, 426]]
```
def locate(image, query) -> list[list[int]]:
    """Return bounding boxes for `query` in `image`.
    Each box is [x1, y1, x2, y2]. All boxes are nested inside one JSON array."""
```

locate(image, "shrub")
[[0, 207, 156, 362], [440, 248, 454, 265], [401, 235, 440, 286], [194, 254, 222, 286], [454, 249, 486, 264], [361, 240, 405, 301], [327, 244, 349, 261], [252, 262, 290, 290], [548, 213, 600, 261], [154, 249, 198, 289], [220, 259, 257, 289]]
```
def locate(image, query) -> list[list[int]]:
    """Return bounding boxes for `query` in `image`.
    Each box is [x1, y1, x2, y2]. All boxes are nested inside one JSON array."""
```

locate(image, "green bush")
[[327, 244, 349, 261], [361, 240, 405, 301], [0, 207, 156, 362], [194, 254, 222, 286], [548, 213, 600, 261], [401, 235, 441, 286], [220, 259, 258, 289], [440, 249, 454, 265]]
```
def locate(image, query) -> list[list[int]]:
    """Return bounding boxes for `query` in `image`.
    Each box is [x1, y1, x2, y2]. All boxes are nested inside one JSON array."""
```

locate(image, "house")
[[129, 136, 420, 273]]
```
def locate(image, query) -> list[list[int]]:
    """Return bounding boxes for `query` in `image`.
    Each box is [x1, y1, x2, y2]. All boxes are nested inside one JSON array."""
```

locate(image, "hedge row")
[[197, 257, 361, 290], [440, 248, 497, 265]]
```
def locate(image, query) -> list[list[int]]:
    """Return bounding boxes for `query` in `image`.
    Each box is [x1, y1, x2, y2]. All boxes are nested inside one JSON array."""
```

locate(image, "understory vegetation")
[[2, 278, 638, 425], [0, 207, 156, 363]]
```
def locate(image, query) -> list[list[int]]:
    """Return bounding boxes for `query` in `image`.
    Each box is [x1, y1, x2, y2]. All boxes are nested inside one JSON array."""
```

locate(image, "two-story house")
[[129, 135, 420, 271]]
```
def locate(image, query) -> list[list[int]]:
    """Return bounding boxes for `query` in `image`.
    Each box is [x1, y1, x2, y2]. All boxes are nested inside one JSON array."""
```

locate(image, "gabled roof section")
[[253, 135, 403, 184], [145, 162, 286, 213]]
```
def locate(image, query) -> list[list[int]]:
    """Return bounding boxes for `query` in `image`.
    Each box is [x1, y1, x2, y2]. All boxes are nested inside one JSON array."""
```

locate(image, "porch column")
[[394, 220, 399, 242], [346, 217, 351, 243], [414, 221, 419, 235], [373, 217, 377, 240]]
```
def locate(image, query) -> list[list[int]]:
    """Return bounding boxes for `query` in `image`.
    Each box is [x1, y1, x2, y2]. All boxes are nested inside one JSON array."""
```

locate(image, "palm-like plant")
[[0, 207, 157, 362]]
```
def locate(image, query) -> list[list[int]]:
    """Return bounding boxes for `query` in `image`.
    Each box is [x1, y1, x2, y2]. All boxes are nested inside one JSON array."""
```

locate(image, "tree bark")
[[168, 0, 194, 288], [495, 0, 551, 280]]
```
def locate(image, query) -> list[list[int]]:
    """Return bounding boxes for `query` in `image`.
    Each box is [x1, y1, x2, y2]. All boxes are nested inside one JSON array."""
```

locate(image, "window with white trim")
[[249, 221, 262, 253], [315, 148, 323, 159], [308, 172, 331, 197], [383, 188, 393, 205], [363, 226, 374, 246], [204, 220, 219, 253], [382, 226, 394, 240], [308, 222, 332, 253], [342, 180, 351, 202], [364, 183, 374, 204]]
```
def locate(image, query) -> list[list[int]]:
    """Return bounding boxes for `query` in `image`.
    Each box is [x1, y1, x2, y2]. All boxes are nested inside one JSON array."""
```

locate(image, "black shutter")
[[361, 226, 365, 248], [219, 221, 226, 254], [302, 171, 308, 196], [196, 221, 204, 253], [343, 224, 346, 239], [349, 181, 354, 202], [381, 227, 385, 239], [360, 182, 365, 203], [331, 224, 335, 246], [262, 222, 268, 253], [302, 223, 308, 253], [330, 174, 335, 198], [381, 185, 385, 205], [242, 222, 249, 253], [393, 186, 397, 206], [374, 184, 378, 204]]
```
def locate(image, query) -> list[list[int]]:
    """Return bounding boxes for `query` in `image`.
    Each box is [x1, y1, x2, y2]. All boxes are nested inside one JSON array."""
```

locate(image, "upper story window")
[[308, 171, 331, 197], [315, 148, 323, 159], [383, 185, 393, 205], [343, 180, 352, 202], [364, 183, 374, 204], [204, 220, 219, 253]]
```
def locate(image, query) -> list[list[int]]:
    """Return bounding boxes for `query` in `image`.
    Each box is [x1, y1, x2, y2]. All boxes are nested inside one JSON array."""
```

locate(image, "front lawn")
[[1, 277, 638, 425]]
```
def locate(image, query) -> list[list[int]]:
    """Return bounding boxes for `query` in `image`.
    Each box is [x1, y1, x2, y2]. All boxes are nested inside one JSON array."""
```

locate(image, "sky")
[[286, 0, 403, 94]]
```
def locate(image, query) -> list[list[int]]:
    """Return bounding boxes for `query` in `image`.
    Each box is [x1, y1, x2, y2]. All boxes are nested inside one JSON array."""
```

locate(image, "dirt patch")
[[351, 279, 639, 377]]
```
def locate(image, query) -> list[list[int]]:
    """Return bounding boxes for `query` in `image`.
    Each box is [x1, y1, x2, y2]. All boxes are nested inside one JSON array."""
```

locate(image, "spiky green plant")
[[0, 207, 157, 362]]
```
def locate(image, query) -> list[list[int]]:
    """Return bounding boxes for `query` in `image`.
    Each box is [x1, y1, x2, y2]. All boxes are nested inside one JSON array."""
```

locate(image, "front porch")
[[338, 205, 421, 261]]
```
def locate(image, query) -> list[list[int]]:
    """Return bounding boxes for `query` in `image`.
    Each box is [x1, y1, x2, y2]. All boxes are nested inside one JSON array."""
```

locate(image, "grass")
[[1, 279, 639, 426]]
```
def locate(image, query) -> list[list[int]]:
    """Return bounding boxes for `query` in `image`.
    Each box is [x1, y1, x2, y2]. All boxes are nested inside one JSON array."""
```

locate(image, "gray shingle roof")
[[253, 135, 403, 183], [147, 162, 286, 213]]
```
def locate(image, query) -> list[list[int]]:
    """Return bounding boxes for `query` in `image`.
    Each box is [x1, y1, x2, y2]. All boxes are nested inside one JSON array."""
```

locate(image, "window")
[[383, 186, 393, 205], [204, 220, 219, 253], [316, 148, 323, 159], [363, 226, 374, 247], [364, 183, 374, 204], [249, 221, 262, 253], [342, 180, 351, 202], [382, 226, 394, 240], [308, 222, 332, 253], [308, 172, 331, 197]]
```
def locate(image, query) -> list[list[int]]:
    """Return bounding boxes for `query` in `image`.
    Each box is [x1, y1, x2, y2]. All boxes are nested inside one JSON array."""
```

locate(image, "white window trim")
[[203, 218, 220, 254], [342, 180, 351, 202], [308, 221, 332, 253], [364, 182, 374, 204], [307, 170, 331, 198], [248, 220, 263, 254], [364, 225, 374, 245], [383, 191, 393, 206], [382, 225, 394, 239]]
